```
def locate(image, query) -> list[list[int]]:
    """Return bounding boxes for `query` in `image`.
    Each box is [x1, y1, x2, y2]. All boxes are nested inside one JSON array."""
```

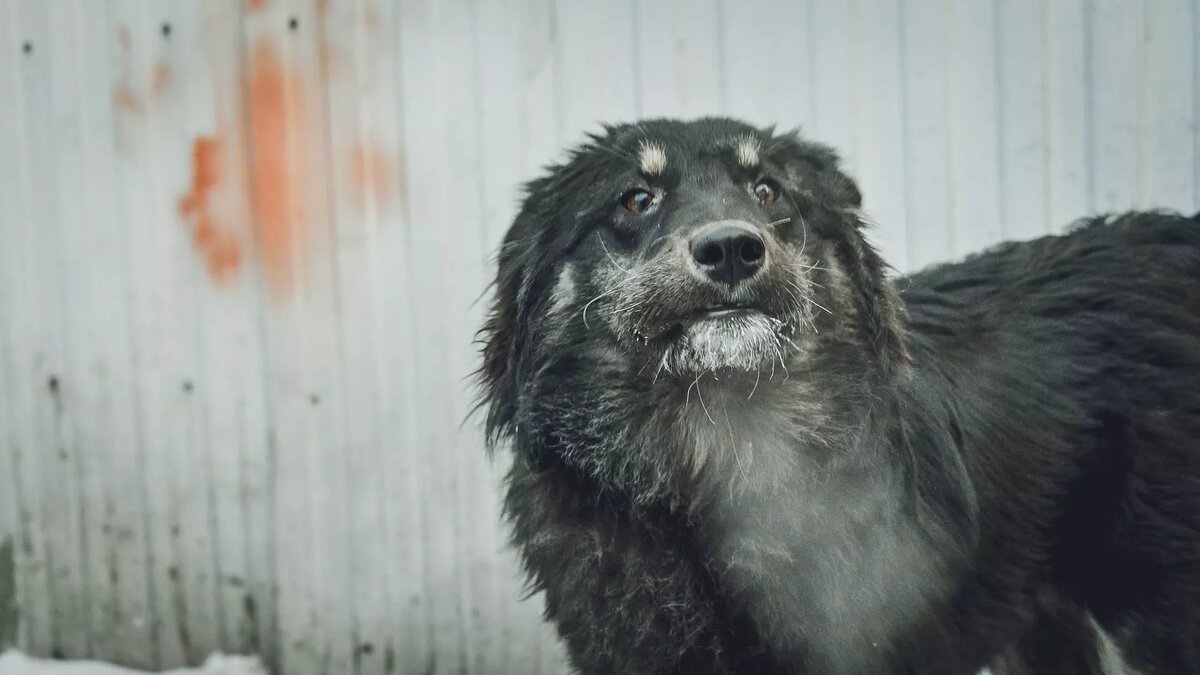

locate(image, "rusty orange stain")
[[247, 0, 268, 12], [364, 6, 380, 29], [152, 63, 171, 94], [114, 25, 140, 114], [115, 61, 169, 116], [310, 0, 338, 77], [179, 138, 243, 283], [247, 38, 308, 297], [115, 84, 142, 113], [175, 37, 323, 299], [318, 39, 336, 76], [348, 143, 398, 210]]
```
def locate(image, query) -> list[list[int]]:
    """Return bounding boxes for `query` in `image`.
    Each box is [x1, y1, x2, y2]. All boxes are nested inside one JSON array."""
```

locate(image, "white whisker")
[[723, 404, 749, 486], [652, 350, 671, 382], [694, 375, 716, 425], [612, 294, 655, 317], [647, 234, 671, 249], [805, 315, 820, 335], [597, 232, 632, 274], [809, 298, 834, 316], [747, 367, 762, 401], [581, 287, 619, 329], [780, 278, 806, 311]]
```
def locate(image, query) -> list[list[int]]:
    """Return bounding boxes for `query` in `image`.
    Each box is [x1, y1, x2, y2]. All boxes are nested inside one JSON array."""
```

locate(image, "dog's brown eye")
[[754, 181, 778, 205], [621, 188, 655, 214]]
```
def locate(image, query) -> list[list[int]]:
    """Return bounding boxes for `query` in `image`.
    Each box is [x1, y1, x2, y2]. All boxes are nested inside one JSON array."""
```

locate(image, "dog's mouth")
[[636, 301, 791, 375], [687, 303, 764, 321], [642, 303, 771, 343], [611, 272, 814, 375]]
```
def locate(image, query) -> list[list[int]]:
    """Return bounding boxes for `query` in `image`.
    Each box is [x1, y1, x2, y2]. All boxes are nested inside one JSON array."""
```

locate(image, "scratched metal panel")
[[0, 2, 1198, 675], [0, 2, 23, 653], [6, 0, 101, 662]]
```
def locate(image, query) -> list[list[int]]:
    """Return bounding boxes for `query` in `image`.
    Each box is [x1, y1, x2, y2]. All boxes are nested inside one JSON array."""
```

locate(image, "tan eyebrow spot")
[[734, 135, 761, 169], [638, 141, 667, 176]]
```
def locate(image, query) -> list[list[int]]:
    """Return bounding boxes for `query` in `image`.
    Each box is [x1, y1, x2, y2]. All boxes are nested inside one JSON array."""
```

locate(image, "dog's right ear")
[[477, 233, 526, 446], [477, 151, 604, 447]]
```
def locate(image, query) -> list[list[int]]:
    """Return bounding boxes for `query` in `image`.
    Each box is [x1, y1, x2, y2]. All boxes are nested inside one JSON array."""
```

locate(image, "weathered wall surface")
[[0, 1, 1197, 673]]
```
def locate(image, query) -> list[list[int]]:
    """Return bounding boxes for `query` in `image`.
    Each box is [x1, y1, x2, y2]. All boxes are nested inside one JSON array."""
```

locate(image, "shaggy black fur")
[[477, 117, 1200, 674]]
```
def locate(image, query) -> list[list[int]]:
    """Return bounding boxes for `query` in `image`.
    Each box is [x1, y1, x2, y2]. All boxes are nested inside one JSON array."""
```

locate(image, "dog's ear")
[[771, 132, 863, 210], [476, 154, 601, 447], [768, 130, 910, 373], [809, 144, 863, 210], [477, 233, 527, 446], [835, 231, 912, 374]]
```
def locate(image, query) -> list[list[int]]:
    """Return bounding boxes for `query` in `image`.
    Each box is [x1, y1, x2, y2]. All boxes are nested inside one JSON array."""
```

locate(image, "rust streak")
[[151, 63, 171, 94], [247, 38, 308, 298], [348, 143, 398, 211], [115, 84, 142, 114], [179, 138, 243, 283]]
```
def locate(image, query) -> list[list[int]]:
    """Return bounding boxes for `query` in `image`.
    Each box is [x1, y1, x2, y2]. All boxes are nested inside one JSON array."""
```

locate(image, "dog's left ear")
[[771, 133, 863, 210], [768, 130, 912, 373], [815, 151, 863, 210]]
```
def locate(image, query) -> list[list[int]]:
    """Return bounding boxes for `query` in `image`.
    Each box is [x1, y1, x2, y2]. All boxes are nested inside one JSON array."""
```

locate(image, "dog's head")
[[479, 118, 908, 444]]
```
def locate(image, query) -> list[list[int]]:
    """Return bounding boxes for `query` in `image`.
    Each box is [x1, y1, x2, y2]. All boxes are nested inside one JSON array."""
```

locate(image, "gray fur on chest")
[[675, 385, 953, 674]]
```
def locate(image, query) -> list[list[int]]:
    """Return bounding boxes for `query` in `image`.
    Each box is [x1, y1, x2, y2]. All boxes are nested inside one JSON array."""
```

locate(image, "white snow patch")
[[0, 652, 268, 675]]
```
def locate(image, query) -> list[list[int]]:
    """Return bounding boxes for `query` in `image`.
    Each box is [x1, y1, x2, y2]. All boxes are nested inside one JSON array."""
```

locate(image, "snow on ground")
[[0, 652, 268, 675]]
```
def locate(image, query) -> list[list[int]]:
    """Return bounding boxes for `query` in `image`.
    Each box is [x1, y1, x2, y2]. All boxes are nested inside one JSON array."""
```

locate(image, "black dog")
[[476, 118, 1200, 674]]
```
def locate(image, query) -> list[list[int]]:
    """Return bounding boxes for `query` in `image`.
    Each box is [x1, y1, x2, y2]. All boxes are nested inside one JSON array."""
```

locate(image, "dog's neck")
[[567, 354, 975, 671], [520, 345, 977, 672], [657, 372, 957, 672]]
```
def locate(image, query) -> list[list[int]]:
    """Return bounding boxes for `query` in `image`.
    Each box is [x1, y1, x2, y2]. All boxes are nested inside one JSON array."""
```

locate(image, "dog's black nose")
[[690, 222, 766, 286]]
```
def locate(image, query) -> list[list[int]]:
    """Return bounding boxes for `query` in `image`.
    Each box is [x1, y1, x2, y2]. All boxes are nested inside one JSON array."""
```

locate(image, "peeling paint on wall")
[[114, 85, 142, 114], [151, 64, 171, 95], [348, 143, 398, 212], [113, 25, 141, 115], [179, 138, 243, 284], [112, 26, 171, 119], [247, 38, 310, 298]]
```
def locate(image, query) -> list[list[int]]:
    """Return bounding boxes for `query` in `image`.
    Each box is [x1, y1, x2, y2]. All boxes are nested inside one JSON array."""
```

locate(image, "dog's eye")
[[754, 181, 778, 205], [621, 188, 655, 214]]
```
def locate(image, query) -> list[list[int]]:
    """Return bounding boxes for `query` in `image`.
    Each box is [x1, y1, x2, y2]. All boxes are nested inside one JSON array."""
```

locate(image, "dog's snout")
[[689, 221, 766, 286]]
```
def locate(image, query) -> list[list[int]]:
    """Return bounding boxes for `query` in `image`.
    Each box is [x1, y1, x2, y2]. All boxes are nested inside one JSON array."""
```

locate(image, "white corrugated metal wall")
[[0, 1, 1197, 673]]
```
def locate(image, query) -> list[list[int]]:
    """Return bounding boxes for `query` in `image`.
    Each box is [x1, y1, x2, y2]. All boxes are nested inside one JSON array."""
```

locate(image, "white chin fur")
[[669, 313, 783, 374]]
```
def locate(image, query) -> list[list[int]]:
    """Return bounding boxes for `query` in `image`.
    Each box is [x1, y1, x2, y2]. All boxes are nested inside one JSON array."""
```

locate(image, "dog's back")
[[902, 211, 1200, 673]]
